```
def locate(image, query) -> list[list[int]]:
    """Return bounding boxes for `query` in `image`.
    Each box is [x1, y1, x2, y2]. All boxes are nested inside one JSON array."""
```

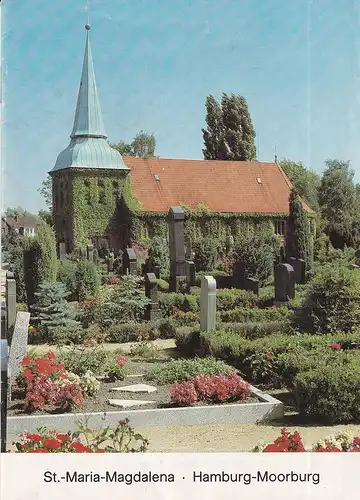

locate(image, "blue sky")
[[3, 0, 360, 213]]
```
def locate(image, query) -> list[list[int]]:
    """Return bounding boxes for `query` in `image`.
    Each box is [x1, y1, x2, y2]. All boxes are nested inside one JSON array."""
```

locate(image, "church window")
[[274, 220, 285, 236]]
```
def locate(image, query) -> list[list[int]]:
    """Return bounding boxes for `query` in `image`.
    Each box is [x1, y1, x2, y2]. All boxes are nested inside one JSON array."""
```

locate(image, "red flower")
[[30, 449, 47, 453], [43, 439, 61, 450], [331, 343, 341, 351], [95, 449, 105, 453], [21, 356, 33, 366], [70, 442, 92, 453], [48, 352, 56, 360], [265, 352, 273, 360], [56, 434, 70, 443], [25, 433, 42, 443], [115, 355, 128, 367]]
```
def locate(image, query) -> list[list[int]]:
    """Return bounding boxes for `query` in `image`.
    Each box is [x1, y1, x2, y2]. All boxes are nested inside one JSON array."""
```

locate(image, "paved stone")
[[108, 399, 155, 409], [127, 374, 145, 378], [111, 383, 157, 393]]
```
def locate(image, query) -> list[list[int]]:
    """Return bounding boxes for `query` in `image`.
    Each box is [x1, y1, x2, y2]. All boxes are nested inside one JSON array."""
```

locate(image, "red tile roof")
[[123, 157, 312, 214]]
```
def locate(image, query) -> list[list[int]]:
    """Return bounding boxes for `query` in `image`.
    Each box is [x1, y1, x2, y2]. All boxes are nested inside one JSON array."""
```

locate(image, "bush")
[[145, 357, 234, 385], [23, 220, 57, 305], [297, 264, 360, 333], [216, 289, 258, 310], [57, 346, 109, 377], [157, 279, 169, 292], [158, 292, 199, 316], [293, 362, 360, 424], [220, 306, 292, 323], [174, 329, 202, 356], [170, 312, 199, 327], [192, 237, 218, 271], [105, 322, 158, 343], [221, 320, 294, 340], [73, 260, 101, 301], [146, 236, 169, 279], [129, 341, 161, 360]]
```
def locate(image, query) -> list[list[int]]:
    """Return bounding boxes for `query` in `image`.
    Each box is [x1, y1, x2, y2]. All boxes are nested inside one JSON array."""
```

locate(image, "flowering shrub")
[[171, 305, 185, 317], [331, 343, 341, 351], [58, 370, 100, 397], [171, 370, 251, 406], [14, 418, 149, 453], [20, 353, 85, 412], [107, 277, 120, 285], [253, 428, 360, 452], [104, 355, 128, 382], [28, 325, 36, 334]]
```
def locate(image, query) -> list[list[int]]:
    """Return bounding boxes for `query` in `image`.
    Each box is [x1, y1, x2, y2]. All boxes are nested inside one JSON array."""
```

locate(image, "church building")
[[50, 25, 313, 255]]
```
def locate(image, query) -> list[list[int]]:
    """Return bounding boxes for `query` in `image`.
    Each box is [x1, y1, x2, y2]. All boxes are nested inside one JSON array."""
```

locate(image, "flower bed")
[[253, 428, 360, 452]]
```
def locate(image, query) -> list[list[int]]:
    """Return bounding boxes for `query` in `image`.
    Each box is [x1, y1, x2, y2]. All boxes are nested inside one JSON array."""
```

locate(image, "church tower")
[[50, 25, 130, 253]]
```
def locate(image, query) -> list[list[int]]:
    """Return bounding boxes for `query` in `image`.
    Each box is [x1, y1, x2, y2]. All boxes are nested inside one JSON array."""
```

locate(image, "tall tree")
[[4, 206, 32, 218], [202, 93, 256, 161], [279, 158, 320, 212], [318, 159, 356, 248], [110, 130, 156, 157], [285, 188, 313, 271], [38, 175, 52, 211]]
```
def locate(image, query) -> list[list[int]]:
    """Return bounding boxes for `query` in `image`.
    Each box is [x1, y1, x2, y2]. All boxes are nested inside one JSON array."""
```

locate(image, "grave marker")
[[275, 263, 295, 302], [59, 242, 66, 261], [288, 257, 306, 284], [86, 244, 94, 262], [168, 206, 186, 292], [144, 273, 162, 321], [108, 255, 114, 273], [200, 276, 216, 331], [8, 311, 30, 389], [185, 260, 196, 287], [123, 248, 137, 276]]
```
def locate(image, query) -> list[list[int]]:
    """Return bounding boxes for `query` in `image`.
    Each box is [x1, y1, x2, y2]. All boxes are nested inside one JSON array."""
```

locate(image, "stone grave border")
[[7, 385, 283, 435]]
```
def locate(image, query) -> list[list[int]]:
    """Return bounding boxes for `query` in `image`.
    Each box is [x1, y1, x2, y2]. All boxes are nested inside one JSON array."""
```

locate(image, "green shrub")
[[220, 306, 291, 323], [73, 260, 101, 301], [293, 362, 360, 424], [216, 289, 257, 310], [23, 220, 57, 305], [16, 303, 28, 312], [105, 322, 158, 343], [157, 279, 169, 292], [57, 260, 77, 299], [221, 320, 294, 340], [58, 346, 109, 376], [174, 329, 202, 356], [297, 264, 360, 333], [158, 292, 199, 316], [157, 319, 177, 338], [129, 341, 161, 360], [192, 237, 218, 271], [147, 236, 169, 279], [145, 357, 233, 385], [171, 311, 199, 327]]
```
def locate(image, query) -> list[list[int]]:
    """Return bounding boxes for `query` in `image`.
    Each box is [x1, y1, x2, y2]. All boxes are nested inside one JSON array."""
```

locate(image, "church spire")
[[71, 24, 106, 139], [52, 25, 128, 172]]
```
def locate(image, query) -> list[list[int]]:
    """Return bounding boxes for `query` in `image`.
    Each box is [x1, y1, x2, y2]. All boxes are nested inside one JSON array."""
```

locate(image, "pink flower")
[[331, 343, 341, 351]]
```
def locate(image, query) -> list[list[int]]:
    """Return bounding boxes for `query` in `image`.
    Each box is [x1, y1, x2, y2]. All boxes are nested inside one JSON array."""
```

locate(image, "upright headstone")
[[154, 265, 160, 279], [5, 272, 16, 336], [243, 277, 260, 296], [144, 273, 162, 321], [93, 247, 99, 265], [289, 257, 306, 284], [59, 242, 66, 262], [8, 311, 30, 388], [108, 256, 114, 273], [200, 276, 216, 331], [275, 263, 295, 302], [168, 207, 187, 292], [86, 244, 94, 263], [123, 248, 138, 276], [1, 338, 8, 452], [185, 260, 196, 287], [80, 248, 87, 260], [226, 235, 234, 253]]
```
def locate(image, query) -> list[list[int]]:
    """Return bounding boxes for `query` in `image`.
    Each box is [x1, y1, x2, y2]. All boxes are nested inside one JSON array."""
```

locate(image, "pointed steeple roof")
[[52, 25, 128, 172], [71, 24, 106, 139]]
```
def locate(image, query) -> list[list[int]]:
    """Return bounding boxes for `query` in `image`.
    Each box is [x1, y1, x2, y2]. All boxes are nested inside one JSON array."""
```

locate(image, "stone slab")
[[108, 399, 155, 409], [8, 312, 30, 385], [127, 374, 145, 378], [110, 384, 157, 394]]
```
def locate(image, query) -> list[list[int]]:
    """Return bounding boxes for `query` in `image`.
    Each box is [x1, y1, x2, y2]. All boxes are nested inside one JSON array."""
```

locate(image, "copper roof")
[[123, 157, 312, 214]]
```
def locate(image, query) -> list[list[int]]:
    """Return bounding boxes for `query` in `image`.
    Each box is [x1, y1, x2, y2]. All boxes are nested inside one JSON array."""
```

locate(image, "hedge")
[[220, 306, 292, 323]]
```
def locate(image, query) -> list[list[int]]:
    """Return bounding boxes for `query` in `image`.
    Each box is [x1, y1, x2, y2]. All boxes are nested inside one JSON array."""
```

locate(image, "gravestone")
[[5, 272, 16, 336], [80, 247, 87, 260], [59, 242, 66, 261], [275, 263, 295, 302], [8, 311, 30, 388], [288, 257, 306, 284], [185, 260, 196, 287], [226, 235, 234, 253], [108, 255, 114, 273], [1, 338, 8, 452], [243, 277, 260, 296], [200, 276, 216, 331], [86, 244, 94, 262], [144, 273, 162, 321], [93, 247, 99, 265], [123, 248, 137, 276], [168, 207, 187, 292]]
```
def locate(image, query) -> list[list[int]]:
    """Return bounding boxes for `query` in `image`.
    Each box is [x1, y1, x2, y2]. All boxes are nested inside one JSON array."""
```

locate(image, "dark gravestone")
[[144, 273, 162, 321], [93, 247, 99, 265], [288, 257, 306, 284], [123, 248, 137, 276], [86, 244, 94, 262], [1, 338, 8, 452], [215, 275, 233, 289], [243, 277, 260, 296], [275, 263, 295, 302], [185, 260, 196, 287], [5, 272, 16, 336], [154, 265, 160, 279], [168, 206, 186, 292], [59, 242, 66, 261], [8, 312, 30, 390], [232, 262, 246, 289]]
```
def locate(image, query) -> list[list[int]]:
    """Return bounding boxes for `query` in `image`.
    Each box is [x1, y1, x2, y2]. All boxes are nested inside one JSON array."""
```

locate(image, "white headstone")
[[8, 312, 30, 386], [200, 276, 216, 331]]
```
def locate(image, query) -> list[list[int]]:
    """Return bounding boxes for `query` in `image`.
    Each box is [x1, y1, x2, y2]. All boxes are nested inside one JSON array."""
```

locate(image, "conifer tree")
[[286, 188, 313, 271], [202, 93, 256, 161]]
